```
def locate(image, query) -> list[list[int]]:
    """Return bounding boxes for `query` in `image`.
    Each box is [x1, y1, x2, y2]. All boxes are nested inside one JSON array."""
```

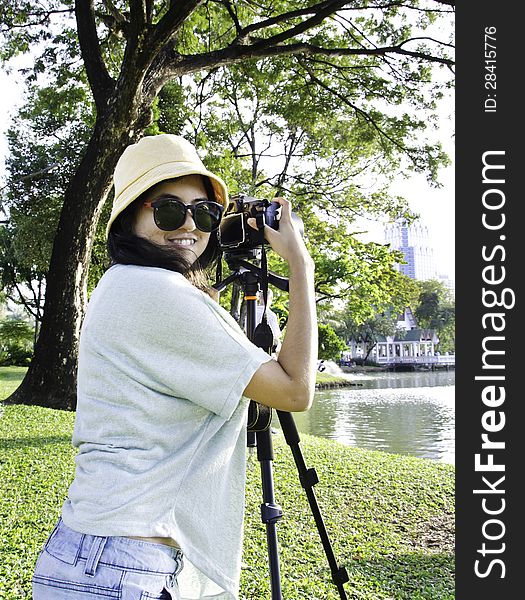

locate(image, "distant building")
[[373, 307, 440, 362], [384, 220, 438, 281], [342, 308, 444, 368]]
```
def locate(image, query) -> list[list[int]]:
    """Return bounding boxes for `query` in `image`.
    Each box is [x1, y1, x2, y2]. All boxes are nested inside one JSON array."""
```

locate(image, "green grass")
[[0, 366, 27, 400], [0, 367, 455, 599], [315, 371, 353, 386]]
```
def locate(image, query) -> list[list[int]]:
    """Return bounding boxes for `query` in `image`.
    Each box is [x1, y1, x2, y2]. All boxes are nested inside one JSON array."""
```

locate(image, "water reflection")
[[275, 371, 455, 464]]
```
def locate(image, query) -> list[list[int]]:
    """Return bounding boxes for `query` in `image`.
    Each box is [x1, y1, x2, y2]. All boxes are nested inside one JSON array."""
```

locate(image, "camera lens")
[[264, 201, 281, 230]]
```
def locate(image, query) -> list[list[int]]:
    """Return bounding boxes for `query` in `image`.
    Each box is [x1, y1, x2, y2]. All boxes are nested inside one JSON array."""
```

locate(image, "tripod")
[[214, 252, 349, 600]]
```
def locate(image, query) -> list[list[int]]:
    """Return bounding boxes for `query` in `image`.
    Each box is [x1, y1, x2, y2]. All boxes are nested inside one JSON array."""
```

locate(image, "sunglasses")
[[143, 196, 224, 233]]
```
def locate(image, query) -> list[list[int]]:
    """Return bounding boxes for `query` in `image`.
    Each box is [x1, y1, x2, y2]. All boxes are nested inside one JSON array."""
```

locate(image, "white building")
[[343, 308, 444, 368], [384, 220, 438, 281]]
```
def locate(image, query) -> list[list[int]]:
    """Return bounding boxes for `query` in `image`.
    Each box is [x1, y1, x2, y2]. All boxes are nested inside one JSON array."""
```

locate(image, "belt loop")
[[84, 536, 108, 577]]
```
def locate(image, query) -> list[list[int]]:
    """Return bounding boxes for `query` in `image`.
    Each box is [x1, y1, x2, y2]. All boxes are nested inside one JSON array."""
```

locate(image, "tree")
[[318, 322, 346, 361], [0, 317, 34, 365], [1, 1, 454, 409], [0, 225, 46, 341], [334, 309, 399, 362], [333, 277, 455, 358], [152, 62, 434, 320], [414, 279, 455, 352]]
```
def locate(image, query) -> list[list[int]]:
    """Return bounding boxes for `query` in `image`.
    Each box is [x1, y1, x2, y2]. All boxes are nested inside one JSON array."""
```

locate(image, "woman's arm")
[[243, 198, 317, 412]]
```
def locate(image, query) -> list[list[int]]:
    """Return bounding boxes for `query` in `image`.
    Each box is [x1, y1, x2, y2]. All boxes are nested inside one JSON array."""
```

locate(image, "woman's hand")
[[248, 197, 312, 267]]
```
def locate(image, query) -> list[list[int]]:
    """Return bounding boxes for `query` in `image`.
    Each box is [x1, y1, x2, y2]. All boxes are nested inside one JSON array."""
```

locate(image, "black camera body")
[[218, 195, 280, 251]]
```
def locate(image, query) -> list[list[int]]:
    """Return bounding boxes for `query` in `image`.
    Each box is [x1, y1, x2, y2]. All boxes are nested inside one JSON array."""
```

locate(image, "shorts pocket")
[[32, 548, 122, 598], [44, 520, 84, 565]]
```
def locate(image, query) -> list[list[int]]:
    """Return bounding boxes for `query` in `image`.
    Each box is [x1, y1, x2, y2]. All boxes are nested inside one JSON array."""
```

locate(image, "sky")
[[0, 61, 455, 282], [353, 89, 455, 282]]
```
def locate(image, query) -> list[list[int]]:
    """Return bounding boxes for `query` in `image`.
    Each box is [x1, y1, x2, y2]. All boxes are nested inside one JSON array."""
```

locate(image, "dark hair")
[[107, 176, 221, 293]]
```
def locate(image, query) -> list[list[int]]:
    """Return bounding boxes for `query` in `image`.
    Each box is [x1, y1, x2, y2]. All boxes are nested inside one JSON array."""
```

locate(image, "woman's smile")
[[133, 175, 211, 262], [168, 236, 197, 247]]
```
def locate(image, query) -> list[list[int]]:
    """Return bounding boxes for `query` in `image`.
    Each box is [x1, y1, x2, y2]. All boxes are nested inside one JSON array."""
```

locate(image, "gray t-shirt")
[[61, 264, 271, 598]]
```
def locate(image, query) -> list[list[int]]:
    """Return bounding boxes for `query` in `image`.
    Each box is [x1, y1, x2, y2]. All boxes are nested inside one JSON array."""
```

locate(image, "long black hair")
[[107, 176, 221, 292]]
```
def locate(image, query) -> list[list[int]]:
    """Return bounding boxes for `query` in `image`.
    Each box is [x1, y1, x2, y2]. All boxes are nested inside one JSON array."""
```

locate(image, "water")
[[275, 367, 455, 465]]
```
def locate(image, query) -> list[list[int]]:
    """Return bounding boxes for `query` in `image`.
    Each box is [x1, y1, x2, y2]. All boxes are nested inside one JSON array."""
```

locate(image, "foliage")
[[335, 311, 401, 361], [153, 53, 449, 320], [1, 61, 99, 301], [0, 402, 454, 599], [328, 276, 455, 356], [0, 291, 6, 320], [0, 224, 47, 323], [0, 318, 34, 365], [177, 56, 437, 212], [0, 1, 455, 300], [329, 266, 418, 328], [414, 280, 455, 352], [318, 322, 347, 361]]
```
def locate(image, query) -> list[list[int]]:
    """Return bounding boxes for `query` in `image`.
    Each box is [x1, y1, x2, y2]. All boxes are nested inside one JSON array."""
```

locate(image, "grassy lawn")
[[0, 367, 454, 599], [0, 366, 28, 400], [315, 371, 348, 385]]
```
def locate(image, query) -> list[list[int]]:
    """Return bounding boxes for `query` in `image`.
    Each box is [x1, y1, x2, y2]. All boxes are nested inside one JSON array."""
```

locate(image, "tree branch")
[[151, 0, 205, 49], [74, 0, 115, 111], [0, 9, 73, 32], [129, 0, 147, 29], [239, 0, 350, 47], [163, 37, 453, 80], [102, 0, 128, 24], [146, 0, 155, 23], [135, 0, 205, 100], [216, 0, 243, 38], [143, 1, 453, 108]]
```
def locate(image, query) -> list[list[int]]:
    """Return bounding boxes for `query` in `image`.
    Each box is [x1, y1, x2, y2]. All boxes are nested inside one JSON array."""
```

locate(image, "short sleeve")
[[85, 266, 272, 420]]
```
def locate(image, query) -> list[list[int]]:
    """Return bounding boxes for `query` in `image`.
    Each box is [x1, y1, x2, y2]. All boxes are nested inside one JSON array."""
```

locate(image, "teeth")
[[170, 239, 195, 246]]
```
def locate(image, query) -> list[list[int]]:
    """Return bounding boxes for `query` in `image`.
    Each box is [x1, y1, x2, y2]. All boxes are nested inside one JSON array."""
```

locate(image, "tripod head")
[[213, 254, 289, 295], [213, 244, 289, 347]]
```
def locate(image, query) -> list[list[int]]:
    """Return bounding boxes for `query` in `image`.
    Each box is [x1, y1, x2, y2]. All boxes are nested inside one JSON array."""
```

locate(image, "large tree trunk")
[[5, 2, 166, 410], [6, 113, 145, 410]]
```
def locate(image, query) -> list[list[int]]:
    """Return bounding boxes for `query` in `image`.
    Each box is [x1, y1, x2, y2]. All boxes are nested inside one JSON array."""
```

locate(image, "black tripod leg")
[[277, 410, 349, 600], [256, 427, 283, 600]]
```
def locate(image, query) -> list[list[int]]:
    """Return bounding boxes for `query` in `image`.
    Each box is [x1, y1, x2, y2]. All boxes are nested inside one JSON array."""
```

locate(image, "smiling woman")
[[108, 174, 223, 292], [32, 133, 318, 600], [105, 135, 228, 294]]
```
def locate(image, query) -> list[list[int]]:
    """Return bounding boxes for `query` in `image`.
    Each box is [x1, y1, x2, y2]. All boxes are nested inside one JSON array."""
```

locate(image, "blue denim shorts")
[[32, 518, 184, 599]]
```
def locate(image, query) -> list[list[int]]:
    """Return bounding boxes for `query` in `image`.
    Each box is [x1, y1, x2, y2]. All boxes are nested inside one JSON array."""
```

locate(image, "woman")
[[32, 134, 317, 599]]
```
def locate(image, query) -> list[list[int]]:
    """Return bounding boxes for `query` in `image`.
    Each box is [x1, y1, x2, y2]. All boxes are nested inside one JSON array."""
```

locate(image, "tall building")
[[384, 220, 438, 281]]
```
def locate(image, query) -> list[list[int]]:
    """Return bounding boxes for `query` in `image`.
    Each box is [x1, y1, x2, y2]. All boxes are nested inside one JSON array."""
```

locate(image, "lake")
[[274, 369, 455, 464]]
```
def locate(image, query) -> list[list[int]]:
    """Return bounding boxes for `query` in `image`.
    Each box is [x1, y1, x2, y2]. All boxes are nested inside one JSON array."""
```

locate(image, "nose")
[[179, 207, 196, 231]]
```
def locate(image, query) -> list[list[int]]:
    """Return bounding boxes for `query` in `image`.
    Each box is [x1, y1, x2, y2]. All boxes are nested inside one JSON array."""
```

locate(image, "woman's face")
[[134, 175, 212, 263]]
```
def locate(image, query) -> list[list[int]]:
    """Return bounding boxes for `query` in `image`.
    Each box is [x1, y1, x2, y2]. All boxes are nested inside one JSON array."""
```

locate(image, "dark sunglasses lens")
[[154, 201, 186, 231], [194, 203, 223, 232]]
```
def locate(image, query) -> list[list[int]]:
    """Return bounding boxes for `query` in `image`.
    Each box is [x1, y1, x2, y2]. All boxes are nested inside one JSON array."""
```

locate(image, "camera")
[[218, 195, 279, 251], [218, 195, 303, 252]]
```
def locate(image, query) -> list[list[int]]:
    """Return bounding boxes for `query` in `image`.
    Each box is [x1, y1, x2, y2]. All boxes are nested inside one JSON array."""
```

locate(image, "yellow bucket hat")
[[106, 134, 229, 238]]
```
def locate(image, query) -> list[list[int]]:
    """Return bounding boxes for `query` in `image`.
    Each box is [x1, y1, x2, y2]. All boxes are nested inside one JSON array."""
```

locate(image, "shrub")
[[318, 322, 347, 361], [0, 318, 34, 366]]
